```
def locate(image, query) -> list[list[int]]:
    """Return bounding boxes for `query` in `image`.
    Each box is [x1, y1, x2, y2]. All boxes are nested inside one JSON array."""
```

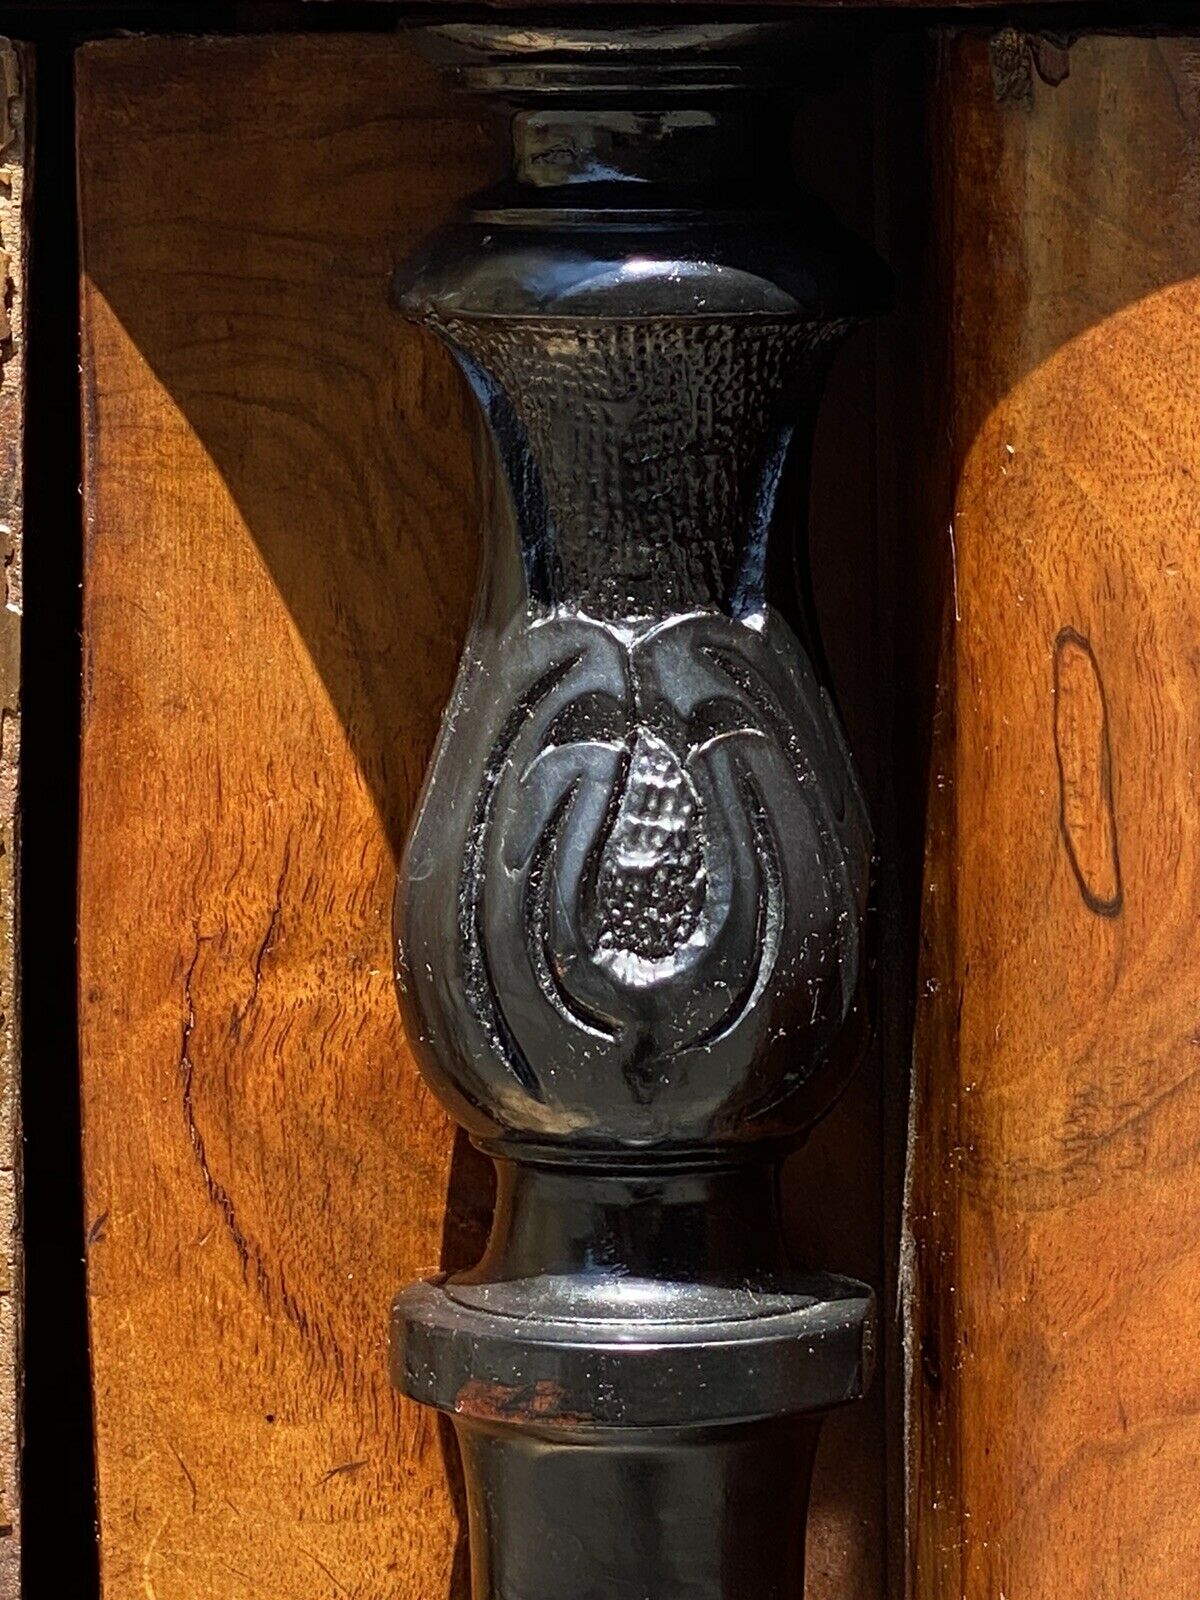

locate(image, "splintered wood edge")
[[0, 36, 25, 1600]]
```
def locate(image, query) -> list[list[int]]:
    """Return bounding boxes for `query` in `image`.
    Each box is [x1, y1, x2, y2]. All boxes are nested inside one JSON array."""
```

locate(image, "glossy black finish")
[[454, 1418, 821, 1600], [389, 21, 882, 1600], [396, 1159, 873, 1428]]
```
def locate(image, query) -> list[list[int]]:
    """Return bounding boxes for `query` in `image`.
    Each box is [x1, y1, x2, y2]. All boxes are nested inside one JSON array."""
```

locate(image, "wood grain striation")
[[908, 31, 1200, 1600]]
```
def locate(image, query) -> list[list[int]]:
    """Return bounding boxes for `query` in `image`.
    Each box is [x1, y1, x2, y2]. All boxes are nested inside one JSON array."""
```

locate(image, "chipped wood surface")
[[76, 32, 892, 1600], [0, 39, 25, 1600], [908, 32, 1200, 1600]]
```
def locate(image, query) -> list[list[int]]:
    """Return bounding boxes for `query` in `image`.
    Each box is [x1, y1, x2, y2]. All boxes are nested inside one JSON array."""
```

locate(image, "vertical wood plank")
[[77, 33, 893, 1600], [909, 31, 1200, 1600], [0, 39, 25, 1599]]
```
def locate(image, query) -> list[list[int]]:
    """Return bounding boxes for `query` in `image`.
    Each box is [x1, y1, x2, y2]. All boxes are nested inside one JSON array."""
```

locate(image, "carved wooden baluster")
[[391, 22, 885, 1600]]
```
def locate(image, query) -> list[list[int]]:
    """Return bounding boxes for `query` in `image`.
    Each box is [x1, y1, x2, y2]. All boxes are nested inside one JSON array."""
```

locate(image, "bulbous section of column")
[[389, 22, 886, 1600]]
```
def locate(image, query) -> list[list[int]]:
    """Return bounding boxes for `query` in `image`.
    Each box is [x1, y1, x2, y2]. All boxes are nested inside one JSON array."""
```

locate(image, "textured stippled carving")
[[438, 316, 848, 615], [389, 22, 887, 1600]]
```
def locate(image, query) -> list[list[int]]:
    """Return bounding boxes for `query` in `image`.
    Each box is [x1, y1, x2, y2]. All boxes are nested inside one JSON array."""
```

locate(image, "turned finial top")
[[413, 21, 824, 102]]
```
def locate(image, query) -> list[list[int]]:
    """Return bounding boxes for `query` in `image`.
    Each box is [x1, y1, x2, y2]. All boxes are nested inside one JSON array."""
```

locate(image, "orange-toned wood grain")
[[77, 35, 493, 1600], [77, 34, 890, 1600], [908, 31, 1200, 1600]]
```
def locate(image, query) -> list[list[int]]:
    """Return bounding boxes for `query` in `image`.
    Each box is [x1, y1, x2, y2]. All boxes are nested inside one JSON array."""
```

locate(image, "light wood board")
[[908, 31, 1200, 1600]]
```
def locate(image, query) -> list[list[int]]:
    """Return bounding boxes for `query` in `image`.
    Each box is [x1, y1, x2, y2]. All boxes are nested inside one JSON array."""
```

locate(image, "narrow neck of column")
[[466, 1155, 791, 1284]]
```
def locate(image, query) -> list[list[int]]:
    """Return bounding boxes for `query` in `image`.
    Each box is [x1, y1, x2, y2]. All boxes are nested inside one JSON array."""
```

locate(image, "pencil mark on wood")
[[300, 1548, 352, 1598], [249, 850, 288, 999], [171, 1444, 198, 1514], [1053, 627, 1122, 917]]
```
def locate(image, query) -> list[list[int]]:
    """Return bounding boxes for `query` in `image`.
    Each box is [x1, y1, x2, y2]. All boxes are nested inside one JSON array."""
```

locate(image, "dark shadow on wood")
[[439, 1130, 495, 1600]]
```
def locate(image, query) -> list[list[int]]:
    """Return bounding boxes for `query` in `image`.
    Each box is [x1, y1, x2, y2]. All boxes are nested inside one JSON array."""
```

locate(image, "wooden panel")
[[909, 31, 1200, 1600], [78, 34, 891, 1600], [77, 36, 491, 1600], [0, 38, 25, 1599]]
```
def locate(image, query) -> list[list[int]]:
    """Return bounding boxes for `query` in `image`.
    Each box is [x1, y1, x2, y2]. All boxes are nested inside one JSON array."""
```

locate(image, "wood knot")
[[1053, 627, 1122, 918]]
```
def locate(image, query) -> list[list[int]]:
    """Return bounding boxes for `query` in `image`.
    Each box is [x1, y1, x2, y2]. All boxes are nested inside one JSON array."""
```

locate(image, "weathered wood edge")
[[0, 37, 27, 1600]]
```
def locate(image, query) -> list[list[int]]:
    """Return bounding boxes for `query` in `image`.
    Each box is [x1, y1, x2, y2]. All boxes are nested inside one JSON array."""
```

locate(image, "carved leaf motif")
[[443, 611, 865, 1125]]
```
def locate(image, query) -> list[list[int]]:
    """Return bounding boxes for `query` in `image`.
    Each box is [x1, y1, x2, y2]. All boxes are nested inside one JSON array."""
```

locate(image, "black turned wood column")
[[390, 22, 886, 1600]]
